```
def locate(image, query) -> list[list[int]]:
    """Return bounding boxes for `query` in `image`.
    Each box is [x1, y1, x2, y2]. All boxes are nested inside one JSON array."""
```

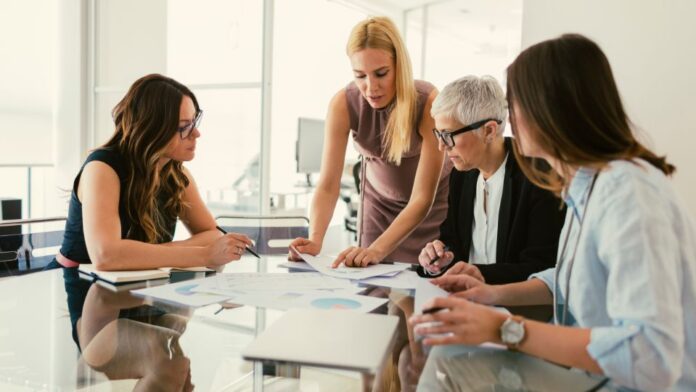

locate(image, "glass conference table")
[[0, 255, 615, 391]]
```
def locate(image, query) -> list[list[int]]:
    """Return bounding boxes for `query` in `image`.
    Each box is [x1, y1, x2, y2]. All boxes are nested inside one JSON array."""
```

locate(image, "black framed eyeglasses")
[[178, 110, 203, 139], [432, 118, 502, 148]]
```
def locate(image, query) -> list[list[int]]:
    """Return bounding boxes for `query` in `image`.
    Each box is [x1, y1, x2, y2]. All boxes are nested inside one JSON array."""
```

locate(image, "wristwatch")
[[500, 315, 526, 349]]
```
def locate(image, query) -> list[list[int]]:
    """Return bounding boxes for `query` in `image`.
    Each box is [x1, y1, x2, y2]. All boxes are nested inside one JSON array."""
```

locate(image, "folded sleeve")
[[585, 173, 684, 390], [528, 267, 555, 291]]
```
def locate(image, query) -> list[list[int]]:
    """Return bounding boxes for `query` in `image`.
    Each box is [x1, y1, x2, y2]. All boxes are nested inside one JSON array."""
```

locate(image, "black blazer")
[[418, 138, 566, 284]]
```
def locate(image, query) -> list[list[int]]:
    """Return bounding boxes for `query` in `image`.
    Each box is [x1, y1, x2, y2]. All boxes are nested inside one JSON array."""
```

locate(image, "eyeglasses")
[[178, 110, 203, 139], [432, 118, 502, 148]]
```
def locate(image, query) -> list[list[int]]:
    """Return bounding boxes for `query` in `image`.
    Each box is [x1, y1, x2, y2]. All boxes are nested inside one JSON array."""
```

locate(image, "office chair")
[[214, 215, 309, 255], [341, 157, 361, 241]]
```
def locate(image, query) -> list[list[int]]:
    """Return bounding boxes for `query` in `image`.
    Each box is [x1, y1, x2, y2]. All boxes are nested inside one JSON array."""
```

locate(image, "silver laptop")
[[242, 308, 399, 373]]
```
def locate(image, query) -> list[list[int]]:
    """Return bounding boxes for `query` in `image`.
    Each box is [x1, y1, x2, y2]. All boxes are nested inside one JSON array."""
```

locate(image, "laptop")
[[242, 308, 399, 373]]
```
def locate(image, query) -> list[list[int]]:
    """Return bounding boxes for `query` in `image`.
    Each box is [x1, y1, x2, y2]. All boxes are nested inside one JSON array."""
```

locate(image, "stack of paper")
[[193, 273, 354, 295], [282, 248, 423, 290], [132, 270, 389, 313], [290, 248, 410, 280], [129, 247, 424, 312]]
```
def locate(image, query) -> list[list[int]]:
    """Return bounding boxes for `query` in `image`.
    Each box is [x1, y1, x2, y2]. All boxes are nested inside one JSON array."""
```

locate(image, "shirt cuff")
[[528, 267, 555, 291], [587, 325, 641, 387]]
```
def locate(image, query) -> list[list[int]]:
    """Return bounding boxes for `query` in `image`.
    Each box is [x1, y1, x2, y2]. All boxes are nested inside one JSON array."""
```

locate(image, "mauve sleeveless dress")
[[345, 80, 452, 263]]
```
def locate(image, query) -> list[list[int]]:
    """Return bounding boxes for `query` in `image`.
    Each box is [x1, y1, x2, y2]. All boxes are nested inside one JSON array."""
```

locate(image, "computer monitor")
[[296, 117, 325, 186]]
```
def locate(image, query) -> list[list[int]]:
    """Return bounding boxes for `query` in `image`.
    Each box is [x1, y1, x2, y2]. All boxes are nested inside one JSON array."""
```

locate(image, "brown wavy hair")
[[506, 34, 675, 195], [102, 74, 198, 243]]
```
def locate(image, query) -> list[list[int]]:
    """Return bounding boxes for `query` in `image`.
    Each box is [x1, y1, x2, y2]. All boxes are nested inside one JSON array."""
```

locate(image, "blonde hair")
[[347, 16, 417, 165]]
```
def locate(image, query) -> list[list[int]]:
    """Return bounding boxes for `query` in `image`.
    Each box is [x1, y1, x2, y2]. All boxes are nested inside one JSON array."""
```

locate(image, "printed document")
[[291, 246, 410, 280]]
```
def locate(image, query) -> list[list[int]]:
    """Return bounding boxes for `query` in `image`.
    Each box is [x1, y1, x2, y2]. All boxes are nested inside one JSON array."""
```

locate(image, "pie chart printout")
[[310, 298, 362, 310]]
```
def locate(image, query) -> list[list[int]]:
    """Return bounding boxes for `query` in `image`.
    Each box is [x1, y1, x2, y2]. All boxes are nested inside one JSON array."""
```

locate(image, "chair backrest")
[[0, 217, 66, 277], [215, 215, 309, 255]]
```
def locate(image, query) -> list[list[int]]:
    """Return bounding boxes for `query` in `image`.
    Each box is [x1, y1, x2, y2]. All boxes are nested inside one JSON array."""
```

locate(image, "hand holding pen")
[[417, 240, 453, 275], [208, 226, 260, 264]]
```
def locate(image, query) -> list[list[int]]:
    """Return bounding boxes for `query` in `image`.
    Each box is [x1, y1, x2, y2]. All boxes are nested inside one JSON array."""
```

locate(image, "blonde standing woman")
[[290, 16, 451, 267]]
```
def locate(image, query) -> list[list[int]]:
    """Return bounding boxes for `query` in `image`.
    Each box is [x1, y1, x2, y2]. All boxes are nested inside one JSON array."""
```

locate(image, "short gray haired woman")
[[417, 75, 565, 284]]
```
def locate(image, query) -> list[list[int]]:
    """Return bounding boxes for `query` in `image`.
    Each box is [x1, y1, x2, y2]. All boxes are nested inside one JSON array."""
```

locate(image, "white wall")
[[269, 0, 366, 193], [522, 0, 696, 217], [0, 0, 54, 165]]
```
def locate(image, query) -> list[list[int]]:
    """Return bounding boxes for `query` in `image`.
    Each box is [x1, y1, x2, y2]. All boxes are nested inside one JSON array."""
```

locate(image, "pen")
[[429, 246, 450, 265], [422, 306, 445, 314], [215, 226, 261, 258]]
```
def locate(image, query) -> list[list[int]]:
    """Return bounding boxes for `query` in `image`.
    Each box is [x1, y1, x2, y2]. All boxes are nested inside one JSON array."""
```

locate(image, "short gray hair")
[[431, 75, 507, 136]]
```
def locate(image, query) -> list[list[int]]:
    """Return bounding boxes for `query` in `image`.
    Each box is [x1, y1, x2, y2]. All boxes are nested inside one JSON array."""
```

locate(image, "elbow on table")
[[89, 243, 121, 271]]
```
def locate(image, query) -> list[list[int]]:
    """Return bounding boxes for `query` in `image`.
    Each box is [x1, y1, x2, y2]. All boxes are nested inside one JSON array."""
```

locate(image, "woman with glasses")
[[46, 74, 251, 341], [411, 35, 696, 390], [416, 75, 564, 284], [290, 16, 450, 267], [47, 73, 251, 273]]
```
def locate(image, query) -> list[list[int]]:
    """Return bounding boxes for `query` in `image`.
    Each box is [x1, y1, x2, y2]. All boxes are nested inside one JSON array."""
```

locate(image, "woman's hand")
[[331, 246, 385, 268], [288, 237, 321, 261], [444, 261, 485, 282], [205, 233, 253, 267], [417, 240, 454, 274], [430, 274, 500, 305], [409, 297, 507, 346]]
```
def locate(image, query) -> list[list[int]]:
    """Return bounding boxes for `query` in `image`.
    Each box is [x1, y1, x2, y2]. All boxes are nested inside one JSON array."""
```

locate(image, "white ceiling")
[[332, 0, 523, 55]]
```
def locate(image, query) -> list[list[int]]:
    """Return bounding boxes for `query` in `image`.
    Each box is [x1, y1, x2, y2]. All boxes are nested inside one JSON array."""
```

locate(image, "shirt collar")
[[480, 153, 509, 186], [563, 166, 598, 220]]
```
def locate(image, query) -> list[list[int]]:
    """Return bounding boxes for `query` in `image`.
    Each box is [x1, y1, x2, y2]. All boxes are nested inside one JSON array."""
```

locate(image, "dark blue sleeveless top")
[[59, 148, 176, 263]]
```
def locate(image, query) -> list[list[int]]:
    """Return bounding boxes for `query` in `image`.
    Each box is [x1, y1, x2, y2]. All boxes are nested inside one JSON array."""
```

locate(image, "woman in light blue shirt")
[[410, 34, 696, 391]]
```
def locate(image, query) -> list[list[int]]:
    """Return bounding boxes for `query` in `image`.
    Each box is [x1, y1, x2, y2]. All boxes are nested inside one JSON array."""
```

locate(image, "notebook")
[[78, 264, 211, 285], [242, 308, 399, 373]]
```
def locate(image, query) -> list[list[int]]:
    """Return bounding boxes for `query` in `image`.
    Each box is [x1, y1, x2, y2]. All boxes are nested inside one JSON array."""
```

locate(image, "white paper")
[[192, 273, 354, 295], [222, 291, 388, 313], [414, 278, 450, 314], [291, 246, 410, 280], [358, 270, 422, 290], [277, 261, 316, 272], [132, 279, 230, 307]]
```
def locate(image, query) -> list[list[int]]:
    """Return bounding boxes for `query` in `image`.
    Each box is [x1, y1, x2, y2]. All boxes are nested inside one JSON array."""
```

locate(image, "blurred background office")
[[1, 0, 695, 229]]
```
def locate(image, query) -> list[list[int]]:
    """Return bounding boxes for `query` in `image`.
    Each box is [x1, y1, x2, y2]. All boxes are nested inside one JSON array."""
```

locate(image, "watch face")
[[502, 318, 525, 344]]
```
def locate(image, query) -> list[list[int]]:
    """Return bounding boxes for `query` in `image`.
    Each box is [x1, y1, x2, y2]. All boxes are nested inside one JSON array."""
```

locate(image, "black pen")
[[422, 306, 446, 314], [429, 246, 450, 265], [215, 226, 260, 258]]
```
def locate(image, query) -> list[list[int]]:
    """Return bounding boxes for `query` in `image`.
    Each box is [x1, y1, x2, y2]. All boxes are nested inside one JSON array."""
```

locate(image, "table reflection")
[[375, 294, 613, 392], [73, 282, 195, 390]]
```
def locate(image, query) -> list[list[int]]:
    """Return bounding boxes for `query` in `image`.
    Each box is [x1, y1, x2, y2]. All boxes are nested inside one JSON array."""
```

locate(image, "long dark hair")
[[103, 74, 198, 243], [506, 34, 674, 195]]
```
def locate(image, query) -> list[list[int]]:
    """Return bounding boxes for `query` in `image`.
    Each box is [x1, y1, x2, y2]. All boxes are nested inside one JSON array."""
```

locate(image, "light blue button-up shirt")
[[530, 159, 696, 391]]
